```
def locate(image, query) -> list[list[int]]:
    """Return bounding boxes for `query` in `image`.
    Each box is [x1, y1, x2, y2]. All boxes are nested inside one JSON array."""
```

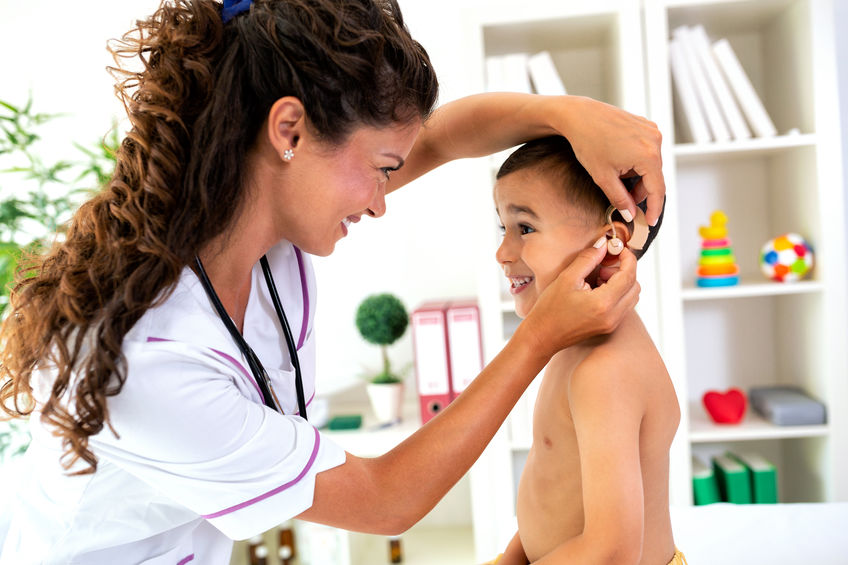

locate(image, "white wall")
[[0, 1, 161, 164], [0, 0, 485, 400], [311, 1, 486, 397], [837, 1, 848, 264]]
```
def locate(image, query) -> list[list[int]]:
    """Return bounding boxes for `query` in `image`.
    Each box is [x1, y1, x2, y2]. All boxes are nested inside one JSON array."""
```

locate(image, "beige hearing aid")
[[605, 205, 650, 255]]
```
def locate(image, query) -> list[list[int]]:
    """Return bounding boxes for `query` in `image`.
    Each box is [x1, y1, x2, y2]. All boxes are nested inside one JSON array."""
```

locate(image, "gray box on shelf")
[[749, 386, 827, 426]]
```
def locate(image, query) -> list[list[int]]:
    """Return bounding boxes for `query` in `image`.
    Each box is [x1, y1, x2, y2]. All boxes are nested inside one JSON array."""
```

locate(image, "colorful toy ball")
[[759, 233, 814, 282]]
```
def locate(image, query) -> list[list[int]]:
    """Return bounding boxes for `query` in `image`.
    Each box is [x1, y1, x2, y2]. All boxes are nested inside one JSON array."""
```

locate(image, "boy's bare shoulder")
[[568, 314, 669, 406]]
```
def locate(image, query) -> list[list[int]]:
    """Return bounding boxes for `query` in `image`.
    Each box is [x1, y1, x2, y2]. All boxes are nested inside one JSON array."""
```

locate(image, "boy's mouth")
[[508, 276, 534, 294]]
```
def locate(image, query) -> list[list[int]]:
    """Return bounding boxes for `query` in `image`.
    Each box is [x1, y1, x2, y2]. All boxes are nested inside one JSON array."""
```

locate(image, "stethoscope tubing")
[[259, 256, 307, 418], [194, 255, 307, 420]]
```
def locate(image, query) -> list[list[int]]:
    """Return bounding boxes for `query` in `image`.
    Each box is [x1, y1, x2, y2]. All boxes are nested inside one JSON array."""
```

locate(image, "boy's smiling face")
[[494, 168, 604, 319]]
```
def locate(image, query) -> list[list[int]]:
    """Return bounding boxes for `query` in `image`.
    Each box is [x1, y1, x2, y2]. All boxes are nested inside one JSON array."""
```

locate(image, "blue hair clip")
[[222, 0, 253, 23]]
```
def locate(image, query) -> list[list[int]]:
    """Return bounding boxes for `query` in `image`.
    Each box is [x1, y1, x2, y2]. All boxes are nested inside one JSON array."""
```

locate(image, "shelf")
[[665, 0, 797, 30], [689, 404, 829, 443], [323, 401, 421, 457], [681, 278, 822, 301], [674, 133, 816, 164]]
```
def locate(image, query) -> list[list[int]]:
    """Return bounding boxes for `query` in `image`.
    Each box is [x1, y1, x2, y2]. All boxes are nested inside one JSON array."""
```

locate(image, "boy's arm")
[[533, 355, 646, 565], [500, 531, 529, 565]]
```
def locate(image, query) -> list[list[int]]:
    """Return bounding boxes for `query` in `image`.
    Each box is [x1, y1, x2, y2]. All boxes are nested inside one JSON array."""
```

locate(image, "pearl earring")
[[283, 149, 294, 161]]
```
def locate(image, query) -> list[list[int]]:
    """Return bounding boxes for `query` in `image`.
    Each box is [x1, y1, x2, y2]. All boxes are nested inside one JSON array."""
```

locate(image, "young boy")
[[493, 136, 683, 565]]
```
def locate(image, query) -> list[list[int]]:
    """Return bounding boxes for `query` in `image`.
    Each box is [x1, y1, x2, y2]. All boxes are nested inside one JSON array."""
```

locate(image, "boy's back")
[[515, 310, 679, 564]]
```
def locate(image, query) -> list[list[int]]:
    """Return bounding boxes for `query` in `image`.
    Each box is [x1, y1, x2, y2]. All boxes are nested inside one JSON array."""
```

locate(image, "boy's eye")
[[498, 224, 506, 234], [519, 224, 535, 235]]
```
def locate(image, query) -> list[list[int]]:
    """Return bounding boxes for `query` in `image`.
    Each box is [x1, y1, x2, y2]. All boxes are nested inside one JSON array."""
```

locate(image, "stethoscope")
[[194, 254, 307, 420]]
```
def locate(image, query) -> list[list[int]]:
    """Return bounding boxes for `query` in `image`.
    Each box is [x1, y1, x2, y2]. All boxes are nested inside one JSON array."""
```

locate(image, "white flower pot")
[[366, 382, 404, 425]]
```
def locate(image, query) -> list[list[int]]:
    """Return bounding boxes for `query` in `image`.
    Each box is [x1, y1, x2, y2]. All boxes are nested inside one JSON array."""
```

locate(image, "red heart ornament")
[[702, 388, 747, 424]]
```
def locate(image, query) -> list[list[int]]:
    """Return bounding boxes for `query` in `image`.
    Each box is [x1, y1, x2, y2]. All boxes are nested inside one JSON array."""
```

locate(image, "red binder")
[[446, 300, 483, 401], [411, 301, 452, 424]]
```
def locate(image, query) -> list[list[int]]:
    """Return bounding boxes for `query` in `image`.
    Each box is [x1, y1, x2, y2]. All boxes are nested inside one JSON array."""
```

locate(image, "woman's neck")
[[197, 198, 278, 332]]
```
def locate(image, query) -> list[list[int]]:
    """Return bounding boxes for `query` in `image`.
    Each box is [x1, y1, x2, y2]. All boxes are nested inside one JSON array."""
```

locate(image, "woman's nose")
[[366, 183, 387, 218]]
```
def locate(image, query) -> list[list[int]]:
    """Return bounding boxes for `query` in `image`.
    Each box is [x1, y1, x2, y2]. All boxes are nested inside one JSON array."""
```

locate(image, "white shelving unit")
[[644, 0, 848, 507], [462, 0, 847, 560]]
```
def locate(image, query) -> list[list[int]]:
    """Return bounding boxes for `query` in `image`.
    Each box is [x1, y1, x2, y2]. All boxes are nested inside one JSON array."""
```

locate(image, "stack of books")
[[693, 452, 778, 505], [669, 25, 779, 144], [485, 50, 568, 96]]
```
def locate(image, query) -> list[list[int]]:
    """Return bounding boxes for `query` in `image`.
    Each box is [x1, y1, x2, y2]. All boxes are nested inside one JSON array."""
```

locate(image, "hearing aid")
[[605, 204, 650, 255]]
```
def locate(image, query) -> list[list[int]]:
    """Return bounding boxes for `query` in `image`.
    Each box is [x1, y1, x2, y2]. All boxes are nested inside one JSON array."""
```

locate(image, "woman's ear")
[[267, 97, 306, 161]]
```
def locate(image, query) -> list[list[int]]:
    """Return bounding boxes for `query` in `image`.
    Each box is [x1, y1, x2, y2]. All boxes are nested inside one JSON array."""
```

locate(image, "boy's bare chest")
[[529, 365, 581, 477], [517, 357, 588, 556]]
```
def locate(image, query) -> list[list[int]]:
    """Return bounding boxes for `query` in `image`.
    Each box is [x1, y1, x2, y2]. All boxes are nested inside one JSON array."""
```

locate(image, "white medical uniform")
[[0, 241, 346, 564]]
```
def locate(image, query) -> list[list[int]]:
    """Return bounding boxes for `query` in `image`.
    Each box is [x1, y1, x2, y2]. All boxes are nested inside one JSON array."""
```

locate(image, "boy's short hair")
[[496, 135, 664, 259]]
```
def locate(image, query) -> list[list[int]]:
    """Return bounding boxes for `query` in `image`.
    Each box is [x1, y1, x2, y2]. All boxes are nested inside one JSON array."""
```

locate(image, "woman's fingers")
[[560, 244, 608, 289], [522, 245, 639, 357], [565, 97, 664, 223]]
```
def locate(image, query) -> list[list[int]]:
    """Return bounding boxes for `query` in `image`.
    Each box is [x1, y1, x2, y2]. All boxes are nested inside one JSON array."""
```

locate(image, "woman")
[[0, 0, 662, 562]]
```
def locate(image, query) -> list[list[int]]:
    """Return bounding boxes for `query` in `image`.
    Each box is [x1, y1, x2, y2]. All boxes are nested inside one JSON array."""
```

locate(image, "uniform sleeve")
[[89, 340, 346, 540]]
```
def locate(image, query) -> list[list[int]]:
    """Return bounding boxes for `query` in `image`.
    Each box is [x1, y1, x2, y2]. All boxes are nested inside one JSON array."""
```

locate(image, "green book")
[[692, 456, 720, 505], [327, 414, 363, 430], [730, 452, 778, 504], [713, 453, 752, 504]]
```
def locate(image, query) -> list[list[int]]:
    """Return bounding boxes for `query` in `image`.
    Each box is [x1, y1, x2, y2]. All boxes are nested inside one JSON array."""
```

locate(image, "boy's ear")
[[603, 221, 631, 256], [605, 221, 632, 243]]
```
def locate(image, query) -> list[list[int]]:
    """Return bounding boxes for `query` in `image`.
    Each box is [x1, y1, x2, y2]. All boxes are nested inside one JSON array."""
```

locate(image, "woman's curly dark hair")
[[0, 0, 438, 474]]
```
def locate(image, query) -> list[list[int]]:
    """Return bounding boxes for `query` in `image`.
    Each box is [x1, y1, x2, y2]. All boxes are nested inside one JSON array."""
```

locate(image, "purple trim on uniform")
[[177, 555, 195, 565], [147, 337, 172, 343], [201, 426, 322, 519], [145, 336, 262, 400], [293, 246, 309, 350], [209, 347, 262, 399]]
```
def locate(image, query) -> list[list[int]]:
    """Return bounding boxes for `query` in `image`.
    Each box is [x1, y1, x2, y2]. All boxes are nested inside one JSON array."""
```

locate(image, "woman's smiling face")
[[275, 119, 421, 256], [494, 168, 604, 319]]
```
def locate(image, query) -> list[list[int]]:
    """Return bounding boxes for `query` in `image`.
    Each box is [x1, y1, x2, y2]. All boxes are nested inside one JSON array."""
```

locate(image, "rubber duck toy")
[[698, 210, 729, 241]]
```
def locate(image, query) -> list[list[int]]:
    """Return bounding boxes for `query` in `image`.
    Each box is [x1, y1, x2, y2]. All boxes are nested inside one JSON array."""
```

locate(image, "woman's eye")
[[380, 166, 399, 180]]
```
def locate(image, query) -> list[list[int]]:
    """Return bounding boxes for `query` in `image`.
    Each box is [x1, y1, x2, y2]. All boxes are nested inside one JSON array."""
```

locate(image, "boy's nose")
[[495, 237, 515, 265]]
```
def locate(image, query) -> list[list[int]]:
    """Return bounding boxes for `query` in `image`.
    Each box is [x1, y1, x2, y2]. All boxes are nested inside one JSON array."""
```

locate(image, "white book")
[[669, 38, 711, 144], [527, 51, 567, 95], [485, 55, 506, 92], [712, 38, 778, 137], [501, 53, 533, 94], [690, 25, 751, 140], [673, 26, 730, 142]]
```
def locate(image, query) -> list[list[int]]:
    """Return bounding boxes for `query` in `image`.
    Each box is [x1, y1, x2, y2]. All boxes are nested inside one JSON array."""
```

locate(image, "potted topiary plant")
[[355, 293, 409, 425]]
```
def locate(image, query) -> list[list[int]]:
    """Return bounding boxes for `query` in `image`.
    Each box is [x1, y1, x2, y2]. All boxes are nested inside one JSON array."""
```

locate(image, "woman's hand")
[[550, 96, 665, 226], [517, 245, 639, 361]]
